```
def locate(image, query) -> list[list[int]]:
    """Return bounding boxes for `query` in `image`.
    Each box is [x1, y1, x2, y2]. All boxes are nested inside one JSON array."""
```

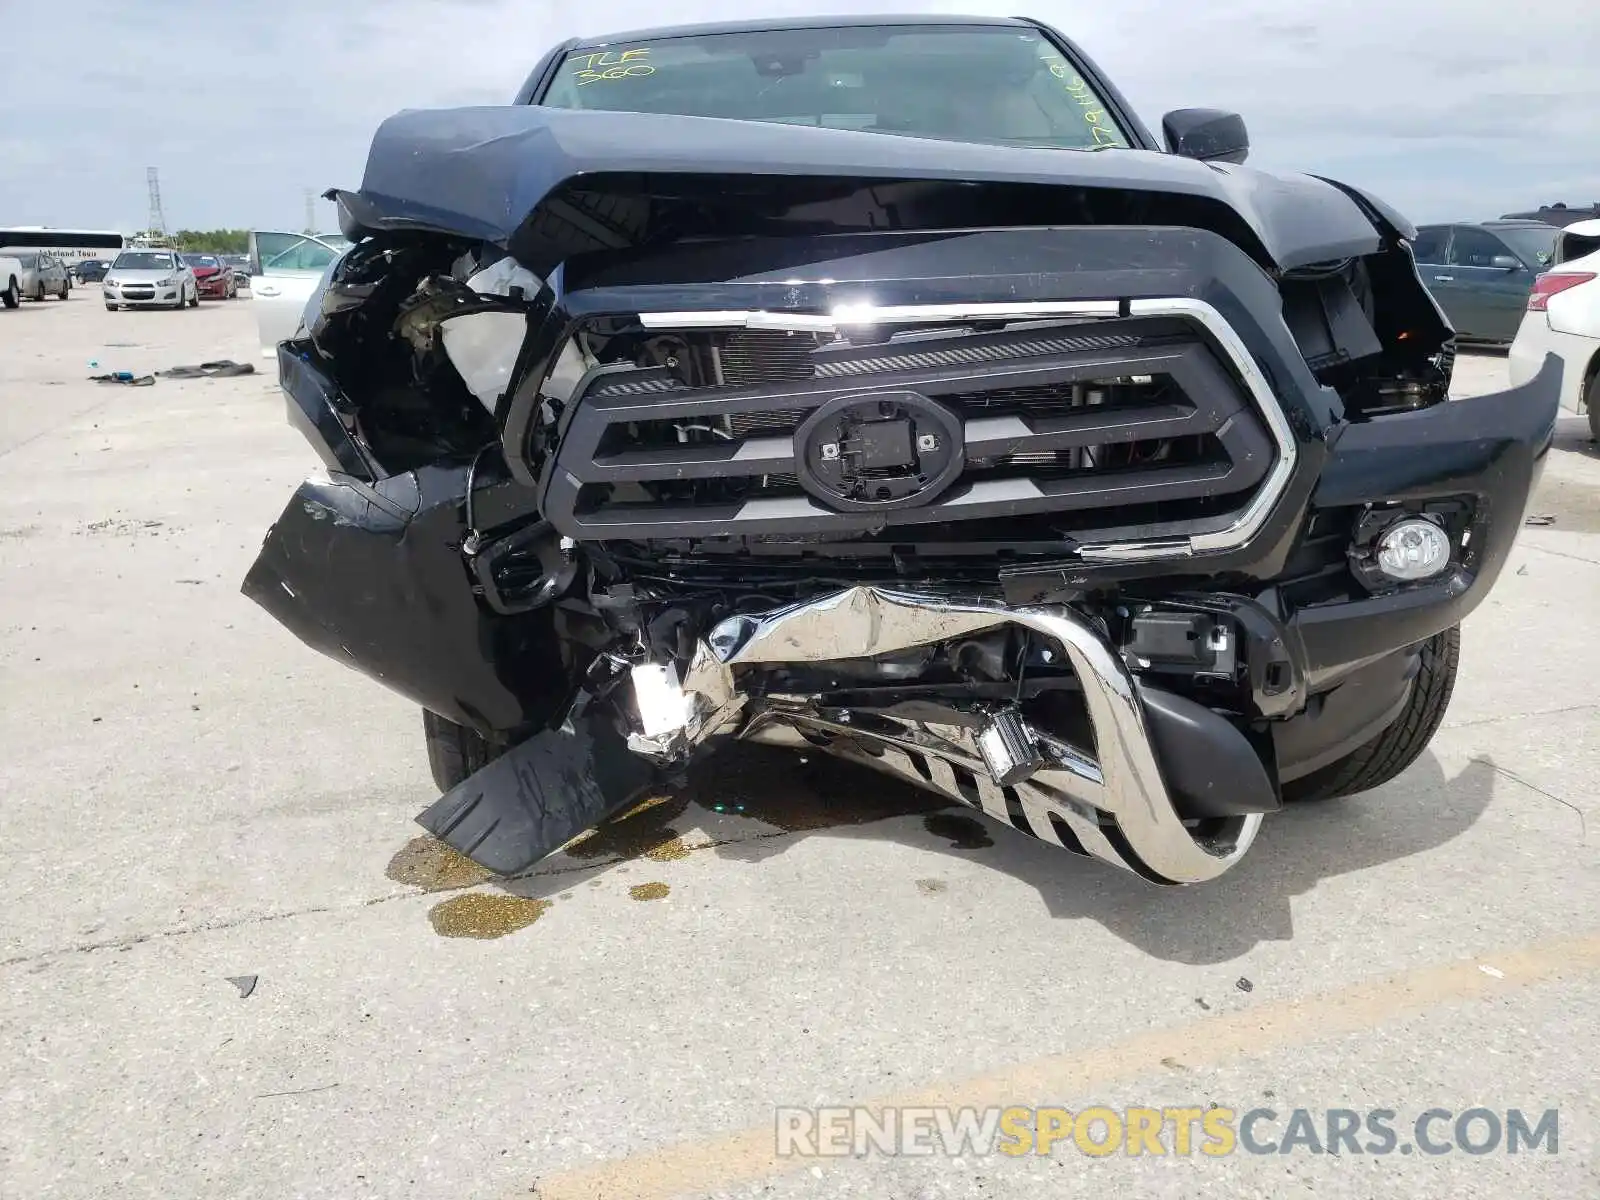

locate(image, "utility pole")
[[146, 167, 168, 244], [304, 189, 315, 235]]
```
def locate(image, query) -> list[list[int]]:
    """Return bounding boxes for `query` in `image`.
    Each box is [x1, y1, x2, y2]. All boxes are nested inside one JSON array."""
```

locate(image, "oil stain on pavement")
[[681, 744, 947, 833], [428, 893, 552, 939], [563, 795, 694, 862], [386, 835, 494, 892], [922, 812, 995, 849], [390, 743, 985, 939]]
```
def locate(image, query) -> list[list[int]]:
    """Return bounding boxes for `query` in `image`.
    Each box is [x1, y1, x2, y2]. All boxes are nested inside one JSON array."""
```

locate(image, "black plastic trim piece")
[[416, 713, 656, 875], [1140, 684, 1281, 818], [276, 341, 376, 482]]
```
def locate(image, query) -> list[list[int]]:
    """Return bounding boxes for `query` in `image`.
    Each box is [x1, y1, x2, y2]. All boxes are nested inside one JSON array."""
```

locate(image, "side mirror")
[[1162, 108, 1250, 165], [1490, 254, 1521, 271]]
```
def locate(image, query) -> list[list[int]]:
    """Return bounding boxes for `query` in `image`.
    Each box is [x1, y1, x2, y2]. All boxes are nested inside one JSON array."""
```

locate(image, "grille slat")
[[546, 317, 1275, 544]]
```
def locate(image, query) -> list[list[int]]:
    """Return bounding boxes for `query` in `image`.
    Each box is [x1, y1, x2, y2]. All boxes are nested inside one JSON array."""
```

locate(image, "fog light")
[[1375, 519, 1451, 582]]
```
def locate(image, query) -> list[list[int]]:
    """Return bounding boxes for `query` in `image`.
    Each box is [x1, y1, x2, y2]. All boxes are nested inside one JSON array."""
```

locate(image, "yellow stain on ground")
[[642, 837, 691, 863], [427, 893, 552, 939], [524, 931, 1600, 1200], [385, 835, 495, 892], [629, 882, 671, 901]]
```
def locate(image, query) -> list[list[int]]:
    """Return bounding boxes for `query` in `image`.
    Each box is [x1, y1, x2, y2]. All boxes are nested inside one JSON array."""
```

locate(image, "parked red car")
[[183, 254, 237, 300]]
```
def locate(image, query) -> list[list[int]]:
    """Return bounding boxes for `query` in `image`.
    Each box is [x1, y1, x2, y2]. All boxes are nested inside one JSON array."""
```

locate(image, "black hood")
[[334, 105, 1402, 274]]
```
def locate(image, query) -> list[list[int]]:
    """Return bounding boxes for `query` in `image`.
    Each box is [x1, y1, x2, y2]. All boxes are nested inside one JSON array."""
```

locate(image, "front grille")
[[718, 330, 818, 385], [542, 315, 1276, 545]]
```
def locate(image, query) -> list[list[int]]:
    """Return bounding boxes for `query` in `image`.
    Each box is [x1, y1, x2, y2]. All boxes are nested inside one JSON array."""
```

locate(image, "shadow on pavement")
[[388, 738, 1497, 962], [1552, 413, 1597, 459]]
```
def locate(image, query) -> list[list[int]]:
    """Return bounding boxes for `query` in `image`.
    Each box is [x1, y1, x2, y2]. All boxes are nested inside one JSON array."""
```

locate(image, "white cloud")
[[3, 0, 1596, 229]]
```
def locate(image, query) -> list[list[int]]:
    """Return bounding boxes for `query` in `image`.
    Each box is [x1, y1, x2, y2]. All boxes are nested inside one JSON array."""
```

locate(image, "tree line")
[[132, 230, 255, 253]]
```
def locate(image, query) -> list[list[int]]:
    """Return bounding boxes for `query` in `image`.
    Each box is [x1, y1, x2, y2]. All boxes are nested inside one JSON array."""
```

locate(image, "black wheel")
[[188, 285, 200, 308], [2, 278, 18, 308], [106, 303, 118, 312], [1283, 625, 1461, 803], [423, 709, 500, 792], [1586, 371, 1600, 443]]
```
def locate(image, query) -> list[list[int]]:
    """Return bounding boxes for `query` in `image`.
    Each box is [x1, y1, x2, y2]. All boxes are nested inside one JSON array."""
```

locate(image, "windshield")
[[112, 252, 176, 270], [543, 24, 1131, 151], [184, 255, 220, 268], [1495, 225, 1560, 268]]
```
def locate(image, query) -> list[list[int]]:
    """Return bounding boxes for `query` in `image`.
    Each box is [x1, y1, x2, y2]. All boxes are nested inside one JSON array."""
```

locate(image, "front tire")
[[1283, 626, 1460, 803], [423, 710, 500, 792], [2, 278, 18, 308], [1586, 370, 1600, 443], [186, 284, 199, 308]]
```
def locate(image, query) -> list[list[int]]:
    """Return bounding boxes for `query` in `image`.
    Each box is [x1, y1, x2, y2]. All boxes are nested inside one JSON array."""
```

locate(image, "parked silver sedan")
[[18, 252, 71, 301], [102, 249, 199, 310]]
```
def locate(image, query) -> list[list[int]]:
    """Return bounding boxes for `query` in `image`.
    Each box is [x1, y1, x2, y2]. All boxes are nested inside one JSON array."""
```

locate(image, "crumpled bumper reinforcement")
[[420, 586, 1274, 886]]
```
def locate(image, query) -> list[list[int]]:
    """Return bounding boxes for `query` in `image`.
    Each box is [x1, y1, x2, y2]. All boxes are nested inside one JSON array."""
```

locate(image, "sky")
[[4, 0, 1597, 233]]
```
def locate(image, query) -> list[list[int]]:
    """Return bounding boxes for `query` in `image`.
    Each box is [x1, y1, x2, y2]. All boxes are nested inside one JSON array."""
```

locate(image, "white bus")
[[0, 227, 129, 265]]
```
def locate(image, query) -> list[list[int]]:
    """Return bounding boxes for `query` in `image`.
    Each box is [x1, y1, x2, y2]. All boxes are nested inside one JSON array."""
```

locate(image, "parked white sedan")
[[103, 249, 199, 310], [1509, 218, 1600, 440]]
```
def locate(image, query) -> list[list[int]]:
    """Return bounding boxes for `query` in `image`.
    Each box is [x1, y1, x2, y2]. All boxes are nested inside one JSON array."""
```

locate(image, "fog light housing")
[[1374, 518, 1451, 582]]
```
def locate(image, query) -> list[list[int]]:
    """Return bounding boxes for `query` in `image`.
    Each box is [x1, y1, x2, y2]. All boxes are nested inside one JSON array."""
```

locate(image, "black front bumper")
[[1289, 359, 1559, 688], [1263, 354, 1560, 776], [244, 227, 1560, 794]]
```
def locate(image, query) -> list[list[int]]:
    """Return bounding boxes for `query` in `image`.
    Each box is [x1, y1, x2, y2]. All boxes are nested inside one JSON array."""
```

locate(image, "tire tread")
[[1283, 625, 1461, 803], [423, 709, 497, 793]]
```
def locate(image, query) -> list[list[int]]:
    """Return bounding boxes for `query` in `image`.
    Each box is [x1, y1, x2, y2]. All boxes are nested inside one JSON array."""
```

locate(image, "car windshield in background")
[[1496, 225, 1560, 268], [16, 253, 38, 267], [185, 255, 220, 268], [112, 252, 174, 270], [543, 24, 1131, 151]]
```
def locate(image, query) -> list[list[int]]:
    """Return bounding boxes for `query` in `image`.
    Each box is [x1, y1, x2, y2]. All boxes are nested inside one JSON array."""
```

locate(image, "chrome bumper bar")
[[632, 586, 1262, 885]]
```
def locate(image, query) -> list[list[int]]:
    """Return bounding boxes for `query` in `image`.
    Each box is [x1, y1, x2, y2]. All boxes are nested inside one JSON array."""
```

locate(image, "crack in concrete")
[[0, 825, 801, 970], [1473, 756, 1588, 841], [1444, 702, 1599, 730], [1523, 542, 1600, 568]]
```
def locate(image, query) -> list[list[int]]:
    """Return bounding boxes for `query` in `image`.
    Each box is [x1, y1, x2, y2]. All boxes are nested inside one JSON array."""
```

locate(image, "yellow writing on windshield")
[[570, 47, 657, 86], [1043, 58, 1127, 147]]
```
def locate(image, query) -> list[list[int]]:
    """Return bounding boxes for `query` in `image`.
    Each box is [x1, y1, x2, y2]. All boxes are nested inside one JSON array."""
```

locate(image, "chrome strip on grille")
[[638, 300, 1121, 331], [622, 297, 1298, 564]]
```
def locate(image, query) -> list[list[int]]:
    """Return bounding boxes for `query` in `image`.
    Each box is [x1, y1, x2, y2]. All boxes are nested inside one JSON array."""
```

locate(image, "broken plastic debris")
[[1478, 964, 1505, 979], [89, 371, 154, 386], [1523, 514, 1555, 527], [226, 974, 258, 998], [1235, 976, 1254, 993], [157, 360, 257, 379]]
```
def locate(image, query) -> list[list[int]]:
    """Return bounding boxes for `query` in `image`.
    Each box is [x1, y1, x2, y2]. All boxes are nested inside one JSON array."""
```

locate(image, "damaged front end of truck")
[[243, 102, 1559, 886]]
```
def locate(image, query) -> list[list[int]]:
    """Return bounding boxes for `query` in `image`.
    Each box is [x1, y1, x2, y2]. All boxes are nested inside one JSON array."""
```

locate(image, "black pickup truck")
[[243, 16, 1559, 886]]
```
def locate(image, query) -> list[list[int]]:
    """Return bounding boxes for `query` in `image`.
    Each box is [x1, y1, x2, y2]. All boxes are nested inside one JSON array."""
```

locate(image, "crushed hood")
[[334, 105, 1402, 273]]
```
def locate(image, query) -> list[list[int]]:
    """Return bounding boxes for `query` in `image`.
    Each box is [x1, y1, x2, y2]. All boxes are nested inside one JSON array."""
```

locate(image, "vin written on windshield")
[[541, 24, 1131, 151]]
